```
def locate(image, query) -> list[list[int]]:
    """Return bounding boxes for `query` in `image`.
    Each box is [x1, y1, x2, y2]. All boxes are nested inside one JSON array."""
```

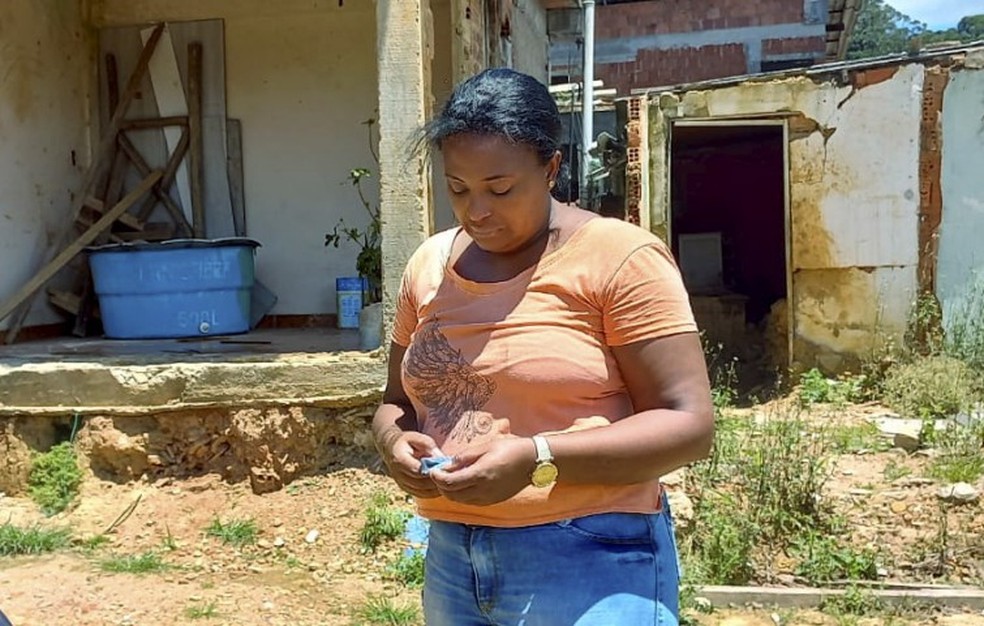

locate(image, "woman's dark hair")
[[420, 68, 572, 201]]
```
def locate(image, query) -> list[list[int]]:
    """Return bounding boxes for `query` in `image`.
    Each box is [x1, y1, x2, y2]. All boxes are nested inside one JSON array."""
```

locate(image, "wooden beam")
[[226, 119, 246, 236], [187, 42, 206, 238], [85, 23, 165, 197], [0, 171, 162, 330], [106, 53, 121, 116], [119, 132, 193, 234], [120, 116, 189, 130], [48, 289, 83, 316]]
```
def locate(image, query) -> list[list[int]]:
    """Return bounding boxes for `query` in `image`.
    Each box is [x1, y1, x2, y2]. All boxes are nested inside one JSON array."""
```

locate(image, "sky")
[[887, 0, 984, 30]]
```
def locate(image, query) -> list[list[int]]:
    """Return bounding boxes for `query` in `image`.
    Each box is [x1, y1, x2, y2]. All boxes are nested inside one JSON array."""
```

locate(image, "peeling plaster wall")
[[511, 0, 548, 82], [94, 1, 378, 316], [0, 1, 93, 332], [937, 62, 984, 330], [654, 64, 925, 370]]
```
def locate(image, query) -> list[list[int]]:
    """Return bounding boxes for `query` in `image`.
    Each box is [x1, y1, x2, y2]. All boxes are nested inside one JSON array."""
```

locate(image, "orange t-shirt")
[[392, 216, 698, 527]]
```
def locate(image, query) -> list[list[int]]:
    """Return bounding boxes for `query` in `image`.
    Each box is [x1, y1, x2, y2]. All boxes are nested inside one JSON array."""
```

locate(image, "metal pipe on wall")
[[580, 0, 595, 202]]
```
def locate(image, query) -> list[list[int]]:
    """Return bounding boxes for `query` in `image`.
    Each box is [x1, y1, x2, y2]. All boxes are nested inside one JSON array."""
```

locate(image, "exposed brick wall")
[[595, 0, 805, 40], [600, 43, 747, 94], [762, 36, 826, 56]]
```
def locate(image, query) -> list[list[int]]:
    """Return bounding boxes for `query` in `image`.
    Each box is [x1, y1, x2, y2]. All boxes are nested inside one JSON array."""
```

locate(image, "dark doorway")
[[670, 123, 789, 371]]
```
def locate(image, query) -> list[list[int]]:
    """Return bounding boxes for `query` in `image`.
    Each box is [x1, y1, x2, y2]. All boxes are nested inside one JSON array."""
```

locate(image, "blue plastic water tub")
[[87, 238, 260, 339]]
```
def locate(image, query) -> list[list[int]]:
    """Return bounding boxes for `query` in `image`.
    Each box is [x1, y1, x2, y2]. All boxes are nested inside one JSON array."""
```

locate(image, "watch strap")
[[532, 435, 553, 463]]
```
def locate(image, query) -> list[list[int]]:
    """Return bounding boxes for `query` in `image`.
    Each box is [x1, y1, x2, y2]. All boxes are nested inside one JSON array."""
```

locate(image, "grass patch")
[[386, 551, 425, 588], [78, 534, 111, 552], [360, 492, 410, 554], [792, 531, 880, 585], [928, 419, 984, 483], [0, 523, 71, 556], [882, 356, 979, 419], [206, 517, 258, 547], [883, 458, 911, 482], [352, 594, 420, 626], [99, 550, 167, 574], [28, 441, 83, 516], [684, 406, 843, 586], [820, 584, 885, 620], [798, 369, 865, 408], [184, 601, 219, 619], [828, 422, 884, 454]]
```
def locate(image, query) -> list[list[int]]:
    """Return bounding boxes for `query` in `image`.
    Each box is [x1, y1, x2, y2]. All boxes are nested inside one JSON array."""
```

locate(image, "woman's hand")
[[378, 428, 445, 499], [428, 437, 536, 506]]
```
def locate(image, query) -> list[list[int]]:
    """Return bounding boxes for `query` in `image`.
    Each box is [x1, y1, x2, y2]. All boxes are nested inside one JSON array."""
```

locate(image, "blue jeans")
[[422, 500, 680, 625]]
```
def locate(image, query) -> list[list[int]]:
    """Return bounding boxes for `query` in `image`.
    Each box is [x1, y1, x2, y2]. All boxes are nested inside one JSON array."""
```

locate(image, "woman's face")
[[441, 133, 560, 254]]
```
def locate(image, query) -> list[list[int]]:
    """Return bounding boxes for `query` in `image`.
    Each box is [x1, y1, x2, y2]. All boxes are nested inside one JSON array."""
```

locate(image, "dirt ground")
[[1, 402, 983, 625]]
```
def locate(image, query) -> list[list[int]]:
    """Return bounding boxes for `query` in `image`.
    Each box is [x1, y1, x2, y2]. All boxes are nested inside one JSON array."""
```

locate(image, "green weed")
[[882, 356, 979, 419], [883, 458, 911, 482], [793, 532, 879, 585], [184, 601, 219, 619], [944, 277, 984, 370], [829, 422, 884, 454], [821, 584, 885, 620], [687, 490, 756, 585], [386, 551, 425, 588], [206, 517, 258, 547], [360, 492, 410, 554], [99, 550, 167, 574], [352, 594, 420, 626], [79, 534, 111, 552], [928, 419, 984, 483], [0, 523, 71, 556], [28, 441, 83, 516], [799, 369, 865, 407]]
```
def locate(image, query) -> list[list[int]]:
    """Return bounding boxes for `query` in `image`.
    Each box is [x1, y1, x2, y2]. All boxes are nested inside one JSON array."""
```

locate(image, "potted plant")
[[325, 118, 383, 350]]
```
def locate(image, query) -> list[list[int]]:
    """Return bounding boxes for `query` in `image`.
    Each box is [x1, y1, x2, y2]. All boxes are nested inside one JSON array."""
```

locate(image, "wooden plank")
[[141, 24, 194, 225], [121, 116, 188, 130], [106, 53, 120, 116], [118, 132, 192, 233], [86, 23, 164, 196], [0, 171, 162, 328], [188, 42, 205, 238], [169, 21, 235, 238], [134, 127, 192, 231], [226, 118, 246, 236], [48, 290, 83, 316], [103, 143, 129, 209], [1, 24, 165, 345]]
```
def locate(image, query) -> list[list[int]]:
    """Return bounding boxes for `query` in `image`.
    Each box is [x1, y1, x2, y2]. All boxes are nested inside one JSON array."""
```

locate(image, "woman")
[[373, 68, 714, 625]]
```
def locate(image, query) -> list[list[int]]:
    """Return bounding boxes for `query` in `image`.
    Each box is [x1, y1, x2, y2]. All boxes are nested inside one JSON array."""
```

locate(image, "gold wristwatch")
[[530, 435, 558, 488]]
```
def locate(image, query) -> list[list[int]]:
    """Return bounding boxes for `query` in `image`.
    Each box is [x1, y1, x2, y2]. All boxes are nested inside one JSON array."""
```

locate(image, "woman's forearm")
[[544, 408, 713, 485], [372, 401, 418, 453]]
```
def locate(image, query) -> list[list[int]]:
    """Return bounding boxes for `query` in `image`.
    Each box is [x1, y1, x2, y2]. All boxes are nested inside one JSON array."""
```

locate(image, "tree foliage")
[[847, 0, 984, 60]]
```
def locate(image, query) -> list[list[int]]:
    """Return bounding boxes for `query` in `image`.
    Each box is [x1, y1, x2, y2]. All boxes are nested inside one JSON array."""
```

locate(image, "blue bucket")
[[336, 276, 367, 329]]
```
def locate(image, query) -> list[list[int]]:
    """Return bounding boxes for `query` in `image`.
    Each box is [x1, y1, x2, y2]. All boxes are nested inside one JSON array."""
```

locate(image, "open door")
[[668, 120, 792, 373]]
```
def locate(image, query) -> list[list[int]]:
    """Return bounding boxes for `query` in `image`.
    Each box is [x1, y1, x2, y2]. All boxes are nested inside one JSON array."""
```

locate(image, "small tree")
[[325, 118, 382, 304]]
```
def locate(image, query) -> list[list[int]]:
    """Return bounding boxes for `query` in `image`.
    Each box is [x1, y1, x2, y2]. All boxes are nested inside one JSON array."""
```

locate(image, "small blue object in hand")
[[419, 456, 453, 475]]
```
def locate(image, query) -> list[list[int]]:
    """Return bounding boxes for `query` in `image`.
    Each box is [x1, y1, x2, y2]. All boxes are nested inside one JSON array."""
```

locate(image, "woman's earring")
[[548, 180, 556, 190]]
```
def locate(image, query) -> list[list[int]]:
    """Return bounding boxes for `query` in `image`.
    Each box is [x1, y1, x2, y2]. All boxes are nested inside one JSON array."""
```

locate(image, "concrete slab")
[[699, 585, 984, 611], [0, 329, 386, 415]]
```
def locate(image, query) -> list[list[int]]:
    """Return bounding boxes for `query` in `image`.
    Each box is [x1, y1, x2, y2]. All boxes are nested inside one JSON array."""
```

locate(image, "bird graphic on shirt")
[[404, 322, 496, 441]]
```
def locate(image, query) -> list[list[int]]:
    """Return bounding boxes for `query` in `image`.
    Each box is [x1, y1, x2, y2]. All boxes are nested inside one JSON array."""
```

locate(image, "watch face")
[[531, 462, 558, 488]]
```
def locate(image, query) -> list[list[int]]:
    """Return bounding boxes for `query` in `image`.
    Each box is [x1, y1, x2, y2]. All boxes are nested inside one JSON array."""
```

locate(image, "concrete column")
[[376, 0, 434, 341]]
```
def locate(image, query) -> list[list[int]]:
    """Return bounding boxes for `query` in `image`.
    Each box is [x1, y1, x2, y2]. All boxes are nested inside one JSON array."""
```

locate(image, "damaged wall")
[[937, 57, 984, 332], [510, 0, 549, 82], [652, 63, 929, 370], [0, 1, 94, 332], [93, 0, 378, 317]]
